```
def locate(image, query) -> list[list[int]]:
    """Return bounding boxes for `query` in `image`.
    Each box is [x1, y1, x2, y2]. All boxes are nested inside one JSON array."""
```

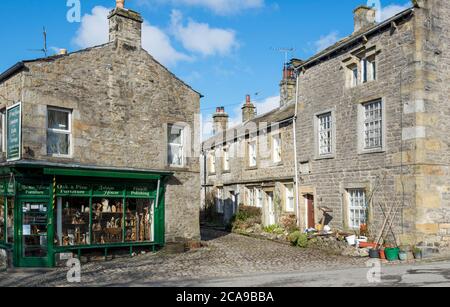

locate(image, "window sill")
[[246, 166, 258, 171], [222, 170, 231, 174], [271, 161, 283, 167], [314, 154, 335, 161], [358, 148, 385, 155], [167, 165, 190, 172], [48, 154, 73, 159]]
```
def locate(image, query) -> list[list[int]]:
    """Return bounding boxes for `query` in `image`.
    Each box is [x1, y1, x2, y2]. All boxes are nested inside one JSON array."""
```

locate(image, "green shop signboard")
[[6, 102, 22, 161], [126, 186, 152, 198], [18, 184, 50, 196], [56, 184, 90, 196], [2, 180, 15, 195], [93, 185, 124, 197]]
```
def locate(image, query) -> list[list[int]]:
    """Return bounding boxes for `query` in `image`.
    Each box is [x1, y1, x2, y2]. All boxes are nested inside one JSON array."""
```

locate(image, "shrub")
[[279, 214, 298, 232], [288, 231, 309, 248], [229, 206, 262, 232]]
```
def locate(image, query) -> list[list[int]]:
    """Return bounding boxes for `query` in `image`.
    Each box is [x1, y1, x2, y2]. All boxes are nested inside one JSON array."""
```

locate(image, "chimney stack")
[[212, 106, 229, 135], [108, 0, 143, 49], [353, 6, 377, 33], [280, 64, 296, 107], [242, 95, 256, 122]]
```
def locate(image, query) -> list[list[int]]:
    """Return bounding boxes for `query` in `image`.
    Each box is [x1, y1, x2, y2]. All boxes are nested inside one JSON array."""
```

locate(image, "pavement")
[[0, 228, 449, 287]]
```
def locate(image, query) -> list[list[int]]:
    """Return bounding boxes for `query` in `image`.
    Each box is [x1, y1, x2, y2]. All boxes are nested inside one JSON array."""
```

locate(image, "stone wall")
[[0, 39, 201, 242], [295, 11, 417, 238]]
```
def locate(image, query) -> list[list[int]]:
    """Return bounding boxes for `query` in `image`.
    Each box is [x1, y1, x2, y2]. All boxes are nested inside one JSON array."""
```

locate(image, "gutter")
[[0, 62, 25, 84], [294, 8, 414, 70]]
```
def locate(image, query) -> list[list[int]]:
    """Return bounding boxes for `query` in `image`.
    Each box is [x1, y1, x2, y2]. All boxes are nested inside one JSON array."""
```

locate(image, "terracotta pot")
[[379, 249, 386, 260], [359, 242, 378, 249], [116, 0, 125, 9]]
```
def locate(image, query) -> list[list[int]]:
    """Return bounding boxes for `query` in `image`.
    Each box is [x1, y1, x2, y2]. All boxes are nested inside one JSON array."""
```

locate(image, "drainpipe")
[[293, 68, 301, 228]]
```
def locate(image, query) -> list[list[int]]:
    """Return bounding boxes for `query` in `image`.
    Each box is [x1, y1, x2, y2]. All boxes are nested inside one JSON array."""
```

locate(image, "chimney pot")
[[116, 0, 125, 9], [59, 49, 68, 55], [246, 95, 251, 104]]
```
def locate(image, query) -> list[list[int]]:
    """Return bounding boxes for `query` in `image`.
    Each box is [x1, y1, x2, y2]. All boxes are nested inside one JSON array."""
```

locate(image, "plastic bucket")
[[385, 248, 400, 261], [369, 249, 380, 259], [346, 235, 356, 246]]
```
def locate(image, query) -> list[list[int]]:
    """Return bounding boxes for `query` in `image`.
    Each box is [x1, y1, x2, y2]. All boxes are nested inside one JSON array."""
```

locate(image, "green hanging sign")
[[6, 102, 22, 161]]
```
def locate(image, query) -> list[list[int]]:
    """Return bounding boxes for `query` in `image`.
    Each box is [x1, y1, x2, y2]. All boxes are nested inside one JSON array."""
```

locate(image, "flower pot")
[[369, 249, 380, 259], [379, 249, 386, 260], [345, 235, 356, 246], [385, 248, 400, 262], [399, 251, 407, 261], [359, 242, 378, 249]]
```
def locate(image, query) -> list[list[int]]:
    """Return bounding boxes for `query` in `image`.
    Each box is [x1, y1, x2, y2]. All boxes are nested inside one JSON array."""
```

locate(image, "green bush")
[[229, 206, 262, 231], [288, 231, 309, 248]]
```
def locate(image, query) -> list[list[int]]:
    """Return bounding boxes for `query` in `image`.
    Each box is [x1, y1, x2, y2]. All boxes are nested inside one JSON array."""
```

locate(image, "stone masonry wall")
[[296, 13, 418, 240], [0, 41, 201, 241]]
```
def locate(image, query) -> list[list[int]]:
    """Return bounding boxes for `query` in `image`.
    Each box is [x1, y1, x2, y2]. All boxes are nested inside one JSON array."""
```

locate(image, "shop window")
[[6, 197, 14, 243], [55, 197, 91, 246], [348, 189, 367, 229], [125, 199, 155, 242], [47, 107, 72, 156], [0, 197, 4, 241], [168, 124, 185, 167], [92, 198, 124, 244]]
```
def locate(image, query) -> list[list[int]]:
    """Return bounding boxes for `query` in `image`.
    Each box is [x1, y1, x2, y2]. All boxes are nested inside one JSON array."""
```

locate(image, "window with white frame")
[[246, 187, 255, 207], [216, 188, 224, 214], [318, 112, 333, 156], [348, 189, 367, 229], [47, 107, 72, 156], [272, 134, 282, 163], [363, 100, 383, 150], [285, 184, 295, 212], [361, 57, 376, 83], [248, 140, 257, 167], [209, 151, 216, 174], [0, 109, 5, 153], [223, 147, 230, 172], [256, 188, 263, 208], [351, 65, 358, 87], [168, 124, 185, 167]]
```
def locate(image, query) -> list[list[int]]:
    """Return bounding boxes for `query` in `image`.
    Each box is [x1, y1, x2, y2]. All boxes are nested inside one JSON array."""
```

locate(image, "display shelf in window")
[[55, 197, 91, 246], [125, 199, 154, 242], [92, 198, 124, 244]]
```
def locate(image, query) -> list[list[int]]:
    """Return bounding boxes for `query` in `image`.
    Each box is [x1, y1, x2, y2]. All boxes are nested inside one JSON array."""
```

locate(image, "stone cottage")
[[202, 66, 297, 226], [293, 0, 450, 248], [0, 0, 201, 267]]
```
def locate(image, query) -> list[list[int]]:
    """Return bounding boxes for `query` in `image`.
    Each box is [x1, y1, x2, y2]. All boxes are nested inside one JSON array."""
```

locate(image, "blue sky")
[[0, 0, 411, 137]]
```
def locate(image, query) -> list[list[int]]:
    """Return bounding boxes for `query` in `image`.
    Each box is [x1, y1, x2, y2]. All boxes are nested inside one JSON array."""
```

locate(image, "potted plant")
[[413, 246, 423, 260]]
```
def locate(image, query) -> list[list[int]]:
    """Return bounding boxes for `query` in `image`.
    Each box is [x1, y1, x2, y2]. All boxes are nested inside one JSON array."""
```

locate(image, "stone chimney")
[[108, 0, 143, 49], [353, 5, 377, 33], [242, 95, 256, 123], [280, 64, 296, 107], [212, 107, 229, 135]]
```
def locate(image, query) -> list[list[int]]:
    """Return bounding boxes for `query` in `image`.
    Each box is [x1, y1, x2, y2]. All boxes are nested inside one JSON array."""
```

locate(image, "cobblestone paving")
[[0, 229, 367, 287]]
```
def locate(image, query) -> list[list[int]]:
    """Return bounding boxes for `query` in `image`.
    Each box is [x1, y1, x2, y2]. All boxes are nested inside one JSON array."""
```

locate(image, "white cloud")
[[151, 0, 265, 15], [170, 10, 238, 56], [202, 95, 280, 140], [72, 6, 190, 67], [379, 2, 411, 21], [314, 31, 341, 52]]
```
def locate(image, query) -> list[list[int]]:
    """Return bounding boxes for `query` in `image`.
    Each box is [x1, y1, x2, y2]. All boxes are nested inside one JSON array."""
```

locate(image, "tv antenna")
[[28, 27, 48, 57], [272, 47, 295, 65]]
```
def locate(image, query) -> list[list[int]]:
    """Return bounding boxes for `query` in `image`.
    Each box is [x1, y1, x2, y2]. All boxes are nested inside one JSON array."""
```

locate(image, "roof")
[[292, 7, 414, 70], [203, 101, 296, 149], [0, 42, 203, 97]]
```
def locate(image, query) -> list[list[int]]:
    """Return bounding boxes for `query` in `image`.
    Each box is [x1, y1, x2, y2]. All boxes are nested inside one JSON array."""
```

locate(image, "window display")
[[55, 197, 90, 246], [92, 198, 123, 244], [0, 197, 4, 241], [125, 199, 154, 242]]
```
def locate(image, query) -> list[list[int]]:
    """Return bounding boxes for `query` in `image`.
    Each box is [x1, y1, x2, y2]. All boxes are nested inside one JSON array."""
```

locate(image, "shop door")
[[17, 200, 50, 267]]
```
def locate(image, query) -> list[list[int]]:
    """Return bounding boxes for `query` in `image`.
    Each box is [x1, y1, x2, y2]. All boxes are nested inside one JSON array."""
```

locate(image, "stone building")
[[0, 1, 201, 267], [292, 0, 450, 248], [202, 66, 297, 226]]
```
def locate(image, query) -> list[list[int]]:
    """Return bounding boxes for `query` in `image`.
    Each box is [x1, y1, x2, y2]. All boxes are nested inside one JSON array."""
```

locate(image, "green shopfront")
[[0, 163, 170, 268]]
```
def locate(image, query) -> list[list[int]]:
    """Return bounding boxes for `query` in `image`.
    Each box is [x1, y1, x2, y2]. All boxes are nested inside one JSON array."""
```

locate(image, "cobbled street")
[[0, 228, 367, 287]]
